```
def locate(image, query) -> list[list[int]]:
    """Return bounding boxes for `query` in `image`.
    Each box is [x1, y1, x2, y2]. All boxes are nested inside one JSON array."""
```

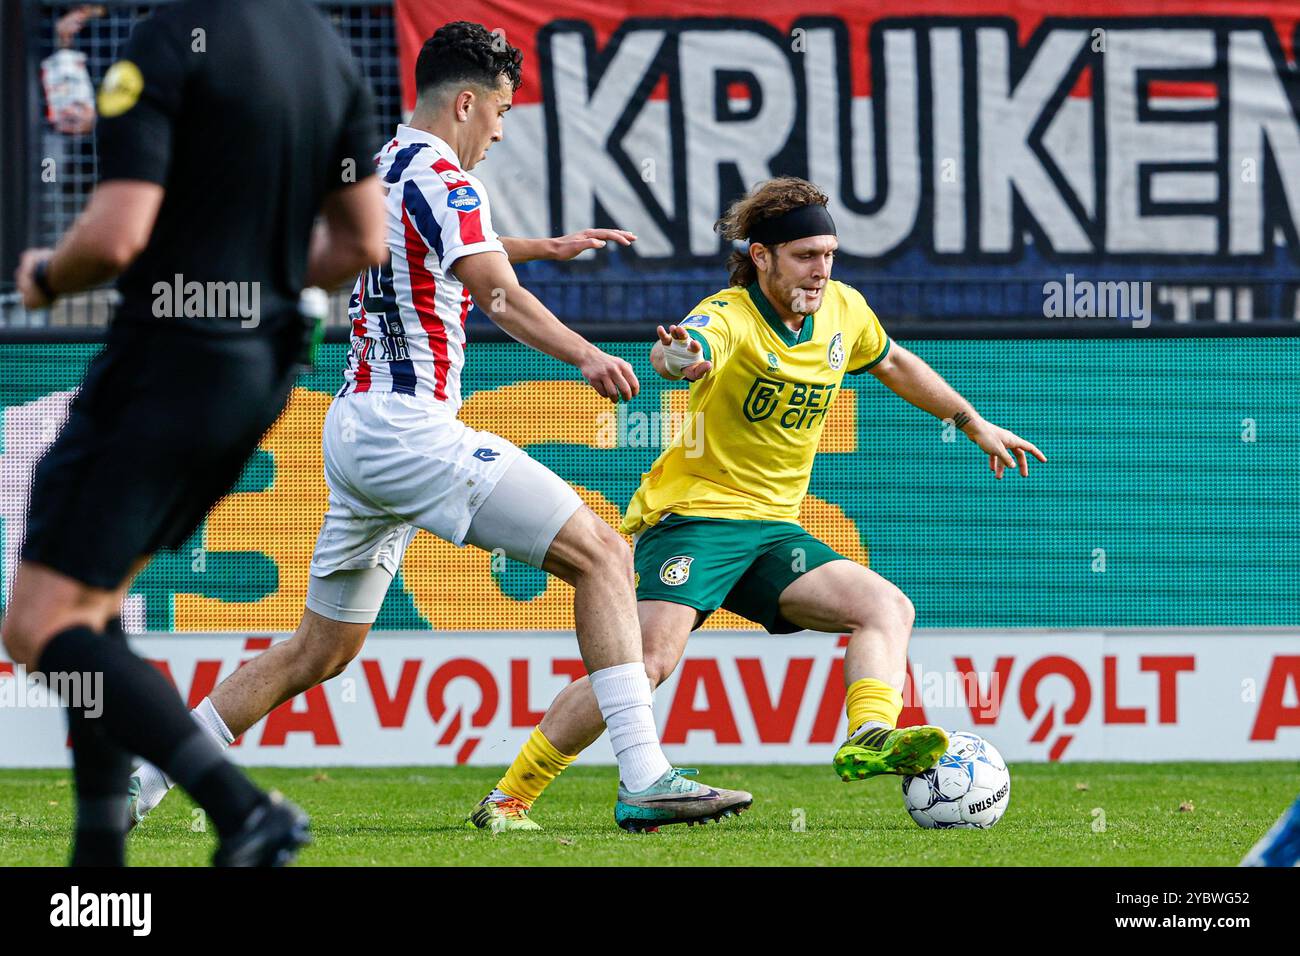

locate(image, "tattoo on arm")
[[951, 411, 971, 430]]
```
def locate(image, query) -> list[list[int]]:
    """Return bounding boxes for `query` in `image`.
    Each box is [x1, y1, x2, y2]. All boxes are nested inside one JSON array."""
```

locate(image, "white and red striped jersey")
[[338, 125, 505, 410]]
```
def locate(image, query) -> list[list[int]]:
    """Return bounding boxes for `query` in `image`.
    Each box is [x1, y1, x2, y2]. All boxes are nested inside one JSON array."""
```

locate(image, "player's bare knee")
[[320, 659, 346, 681], [1, 618, 38, 671], [566, 511, 633, 583], [320, 643, 360, 681], [599, 526, 635, 582], [303, 645, 351, 684], [850, 583, 914, 640], [643, 653, 679, 688], [300, 639, 348, 684], [588, 515, 629, 559], [889, 589, 916, 632], [0, 568, 122, 668], [293, 617, 366, 684], [1, 601, 65, 670]]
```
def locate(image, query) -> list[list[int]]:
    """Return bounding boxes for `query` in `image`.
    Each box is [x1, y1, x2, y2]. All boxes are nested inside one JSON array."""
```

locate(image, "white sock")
[[848, 719, 890, 739], [590, 662, 671, 792], [130, 697, 237, 816], [192, 696, 235, 748], [131, 760, 173, 815], [129, 696, 235, 816]]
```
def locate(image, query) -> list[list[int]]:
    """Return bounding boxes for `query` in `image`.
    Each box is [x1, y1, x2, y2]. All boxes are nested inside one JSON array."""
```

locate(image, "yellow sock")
[[496, 726, 577, 806], [845, 677, 903, 737]]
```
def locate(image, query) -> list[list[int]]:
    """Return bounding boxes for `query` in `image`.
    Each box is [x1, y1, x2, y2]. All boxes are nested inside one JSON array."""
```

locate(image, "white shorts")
[[306, 391, 582, 624]]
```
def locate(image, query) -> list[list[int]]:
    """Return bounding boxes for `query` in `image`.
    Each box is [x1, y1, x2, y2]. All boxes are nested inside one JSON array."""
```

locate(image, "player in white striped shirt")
[[127, 21, 751, 834]]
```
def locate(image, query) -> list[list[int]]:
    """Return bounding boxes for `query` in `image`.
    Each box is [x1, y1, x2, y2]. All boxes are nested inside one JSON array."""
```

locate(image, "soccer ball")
[[901, 731, 1010, 829]]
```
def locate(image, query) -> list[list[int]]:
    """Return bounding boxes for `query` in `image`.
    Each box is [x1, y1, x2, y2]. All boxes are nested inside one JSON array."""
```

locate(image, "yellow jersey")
[[621, 279, 890, 534]]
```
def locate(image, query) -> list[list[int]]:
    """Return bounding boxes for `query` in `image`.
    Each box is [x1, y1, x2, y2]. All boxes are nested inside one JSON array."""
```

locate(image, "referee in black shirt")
[[5, 0, 385, 866]]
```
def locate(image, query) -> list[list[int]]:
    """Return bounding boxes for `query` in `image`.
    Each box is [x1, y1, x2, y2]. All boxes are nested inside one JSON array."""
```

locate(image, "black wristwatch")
[[32, 259, 58, 302]]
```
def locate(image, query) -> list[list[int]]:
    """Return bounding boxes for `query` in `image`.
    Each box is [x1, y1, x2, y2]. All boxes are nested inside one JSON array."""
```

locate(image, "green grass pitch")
[[0, 763, 1292, 866]]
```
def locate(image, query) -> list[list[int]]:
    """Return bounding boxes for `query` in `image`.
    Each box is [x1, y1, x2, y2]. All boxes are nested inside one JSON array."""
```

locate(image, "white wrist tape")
[[662, 336, 701, 376]]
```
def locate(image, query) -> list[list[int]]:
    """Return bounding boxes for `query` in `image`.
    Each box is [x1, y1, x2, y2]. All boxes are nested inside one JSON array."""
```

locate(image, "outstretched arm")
[[453, 250, 639, 401], [868, 343, 1047, 479], [501, 228, 636, 264]]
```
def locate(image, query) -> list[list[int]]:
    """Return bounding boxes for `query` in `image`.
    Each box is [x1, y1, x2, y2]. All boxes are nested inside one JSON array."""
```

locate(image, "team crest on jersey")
[[447, 186, 481, 211], [659, 555, 694, 587], [828, 332, 845, 370], [681, 314, 710, 328], [766, 351, 780, 372]]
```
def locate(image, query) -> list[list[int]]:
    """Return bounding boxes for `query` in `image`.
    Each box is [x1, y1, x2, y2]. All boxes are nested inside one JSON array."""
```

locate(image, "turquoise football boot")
[[614, 768, 752, 833]]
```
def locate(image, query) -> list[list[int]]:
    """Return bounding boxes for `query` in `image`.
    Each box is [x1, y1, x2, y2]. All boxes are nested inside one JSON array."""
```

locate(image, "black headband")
[[747, 204, 837, 245]]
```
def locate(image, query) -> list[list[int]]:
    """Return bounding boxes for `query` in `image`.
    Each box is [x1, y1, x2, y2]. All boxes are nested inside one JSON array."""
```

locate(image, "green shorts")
[[632, 514, 847, 633]]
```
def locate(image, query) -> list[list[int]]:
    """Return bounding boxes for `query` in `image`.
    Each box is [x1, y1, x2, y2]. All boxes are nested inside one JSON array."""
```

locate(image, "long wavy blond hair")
[[714, 177, 831, 287]]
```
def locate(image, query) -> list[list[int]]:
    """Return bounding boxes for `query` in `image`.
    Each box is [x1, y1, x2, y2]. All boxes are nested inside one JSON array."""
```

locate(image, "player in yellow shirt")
[[470, 176, 1046, 831]]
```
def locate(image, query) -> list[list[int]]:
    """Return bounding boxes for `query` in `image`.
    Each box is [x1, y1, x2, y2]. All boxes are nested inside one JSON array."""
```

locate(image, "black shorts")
[[21, 314, 310, 589]]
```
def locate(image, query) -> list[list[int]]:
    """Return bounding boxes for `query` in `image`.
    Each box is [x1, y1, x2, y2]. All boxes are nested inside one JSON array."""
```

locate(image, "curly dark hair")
[[715, 177, 831, 287], [414, 21, 523, 98]]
